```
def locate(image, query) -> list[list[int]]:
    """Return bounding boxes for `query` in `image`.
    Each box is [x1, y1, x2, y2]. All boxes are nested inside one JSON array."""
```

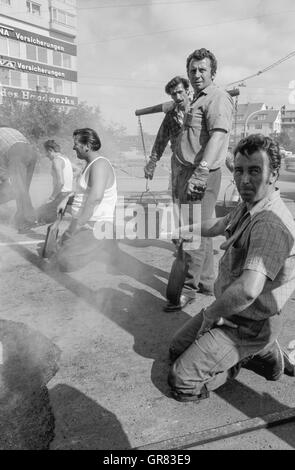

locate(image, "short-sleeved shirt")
[[174, 84, 233, 169], [150, 107, 184, 160], [0, 128, 28, 167], [215, 189, 295, 320]]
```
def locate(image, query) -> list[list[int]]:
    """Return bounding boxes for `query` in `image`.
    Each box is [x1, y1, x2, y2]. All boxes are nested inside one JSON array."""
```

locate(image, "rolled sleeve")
[[205, 92, 233, 133], [243, 221, 293, 280]]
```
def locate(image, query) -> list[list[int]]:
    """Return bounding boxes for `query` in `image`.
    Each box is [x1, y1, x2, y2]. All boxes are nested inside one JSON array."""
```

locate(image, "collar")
[[193, 83, 217, 102], [247, 188, 280, 218]]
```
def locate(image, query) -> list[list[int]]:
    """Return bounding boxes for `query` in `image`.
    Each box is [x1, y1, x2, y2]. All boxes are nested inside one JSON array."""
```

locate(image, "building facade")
[[231, 102, 281, 145], [0, 0, 77, 107], [281, 106, 295, 131]]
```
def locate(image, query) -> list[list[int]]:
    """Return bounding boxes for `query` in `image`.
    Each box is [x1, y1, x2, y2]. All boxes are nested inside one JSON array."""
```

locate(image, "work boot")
[[242, 340, 284, 381], [196, 282, 214, 297], [170, 385, 210, 403]]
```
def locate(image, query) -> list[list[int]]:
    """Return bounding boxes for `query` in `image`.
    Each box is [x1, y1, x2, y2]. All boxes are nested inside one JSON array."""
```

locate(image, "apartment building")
[[281, 106, 295, 131], [231, 102, 281, 143], [0, 0, 77, 106]]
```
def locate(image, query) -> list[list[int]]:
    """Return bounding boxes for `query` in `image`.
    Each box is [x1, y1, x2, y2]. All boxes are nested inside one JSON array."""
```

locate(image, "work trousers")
[[171, 155, 221, 295], [56, 223, 117, 272], [2, 142, 37, 229], [37, 191, 71, 224], [168, 310, 282, 398]]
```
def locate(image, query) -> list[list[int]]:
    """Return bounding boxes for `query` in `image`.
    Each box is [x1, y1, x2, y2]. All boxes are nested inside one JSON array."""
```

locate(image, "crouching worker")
[[37, 139, 73, 224], [53, 128, 117, 272], [168, 134, 295, 402], [0, 127, 37, 232]]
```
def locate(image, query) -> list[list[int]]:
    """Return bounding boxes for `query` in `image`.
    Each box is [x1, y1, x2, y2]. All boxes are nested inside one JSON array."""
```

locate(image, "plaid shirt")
[[215, 189, 295, 320], [0, 128, 28, 169], [150, 107, 184, 160]]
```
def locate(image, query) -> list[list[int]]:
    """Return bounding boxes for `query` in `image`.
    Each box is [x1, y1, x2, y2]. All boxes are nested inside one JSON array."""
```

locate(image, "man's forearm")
[[76, 197, 101, 227], [200, 131, 227, 168], [205, 279, 257, 322]]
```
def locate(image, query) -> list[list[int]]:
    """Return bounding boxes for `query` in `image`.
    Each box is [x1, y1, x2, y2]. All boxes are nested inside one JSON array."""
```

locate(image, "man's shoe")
[[242, 340, 284, 381], [163, 294, 195, 312], [170, 386, 209, 402], [196, 282, 214, 296]]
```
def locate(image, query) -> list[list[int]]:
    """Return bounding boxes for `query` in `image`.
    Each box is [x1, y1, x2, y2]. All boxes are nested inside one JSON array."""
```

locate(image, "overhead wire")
[[78, 9, 295, 45], [226, 50, 295, 87]]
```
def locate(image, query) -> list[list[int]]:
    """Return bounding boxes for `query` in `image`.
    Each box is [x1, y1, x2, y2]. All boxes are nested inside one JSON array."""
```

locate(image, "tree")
[[0, 99, 122, 164]]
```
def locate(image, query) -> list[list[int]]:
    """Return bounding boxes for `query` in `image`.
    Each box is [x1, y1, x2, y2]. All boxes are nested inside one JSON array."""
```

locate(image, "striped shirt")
[[150, 107, 185, 160], [215, 189, 295, 320], [0, 128, 28, 166]]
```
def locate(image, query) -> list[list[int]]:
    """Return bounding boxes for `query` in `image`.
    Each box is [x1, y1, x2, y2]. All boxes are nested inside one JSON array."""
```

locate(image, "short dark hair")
[[234, 134, 281, 171], [73, 128, 101, 151], [165, 76, 190, 95], [186, 48, 217, 77], [43, 139, 60, 152]]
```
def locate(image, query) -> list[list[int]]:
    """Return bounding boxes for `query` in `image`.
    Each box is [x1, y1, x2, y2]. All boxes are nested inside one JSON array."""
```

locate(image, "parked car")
[[285, 154, 295, 171]]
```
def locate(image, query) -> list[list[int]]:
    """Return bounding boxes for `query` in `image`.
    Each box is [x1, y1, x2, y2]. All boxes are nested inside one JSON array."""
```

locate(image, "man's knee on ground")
[[55, 250, 78, 273]]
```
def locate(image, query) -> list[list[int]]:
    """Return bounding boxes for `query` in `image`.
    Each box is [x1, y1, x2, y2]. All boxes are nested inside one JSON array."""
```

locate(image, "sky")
[[77, 0, 295, 135]]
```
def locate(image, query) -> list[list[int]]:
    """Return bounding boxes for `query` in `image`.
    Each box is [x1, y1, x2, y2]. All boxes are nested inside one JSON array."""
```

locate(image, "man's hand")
[[144, 156, 158, 180], [57, 196, 71, 215], [196, 308, 215, 339], [196, 309, 238, 340], [187, 166, 210, 201]]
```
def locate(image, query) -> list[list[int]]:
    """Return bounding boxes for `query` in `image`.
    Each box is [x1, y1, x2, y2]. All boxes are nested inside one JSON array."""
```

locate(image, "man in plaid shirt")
[[0, 127, 37, 232], [144, 75, 190, 196], [168, 134, 295, 402]]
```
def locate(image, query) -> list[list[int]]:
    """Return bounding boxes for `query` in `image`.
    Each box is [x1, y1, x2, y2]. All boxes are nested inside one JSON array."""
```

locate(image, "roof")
[[248, 109, 280, 124], [237, 103, 265, 121]]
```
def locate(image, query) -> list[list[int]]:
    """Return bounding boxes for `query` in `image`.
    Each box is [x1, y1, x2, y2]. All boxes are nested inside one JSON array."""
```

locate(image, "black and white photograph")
[[0, 0, 295, 454]]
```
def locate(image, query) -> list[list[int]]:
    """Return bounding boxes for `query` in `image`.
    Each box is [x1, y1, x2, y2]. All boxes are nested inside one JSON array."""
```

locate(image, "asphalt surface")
[[0, 167, 295, 450]]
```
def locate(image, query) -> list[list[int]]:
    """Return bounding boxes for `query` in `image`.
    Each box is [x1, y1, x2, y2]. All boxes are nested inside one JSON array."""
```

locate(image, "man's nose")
[[241, 172, 250, 183]]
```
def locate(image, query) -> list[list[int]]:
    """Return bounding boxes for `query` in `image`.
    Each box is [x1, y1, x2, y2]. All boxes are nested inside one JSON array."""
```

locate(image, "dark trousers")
[[171, 155, 221, 295]]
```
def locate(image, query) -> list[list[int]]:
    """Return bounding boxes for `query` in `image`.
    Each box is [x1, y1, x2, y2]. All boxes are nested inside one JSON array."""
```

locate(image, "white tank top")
[[71, 156, 117, 222], [52, 154, 73, 192]]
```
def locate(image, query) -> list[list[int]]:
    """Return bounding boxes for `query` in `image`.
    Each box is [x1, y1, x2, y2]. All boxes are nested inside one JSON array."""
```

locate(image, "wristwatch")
[[198, 160, 209, 169]]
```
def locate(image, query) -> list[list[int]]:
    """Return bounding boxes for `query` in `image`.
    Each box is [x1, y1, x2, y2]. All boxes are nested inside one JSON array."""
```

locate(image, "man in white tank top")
[[37, 140, 74, 224], [52, 128, 117, 272]]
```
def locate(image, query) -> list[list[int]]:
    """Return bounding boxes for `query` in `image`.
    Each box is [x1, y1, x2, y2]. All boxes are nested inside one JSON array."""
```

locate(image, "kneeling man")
[[168, 134, 295, 401]]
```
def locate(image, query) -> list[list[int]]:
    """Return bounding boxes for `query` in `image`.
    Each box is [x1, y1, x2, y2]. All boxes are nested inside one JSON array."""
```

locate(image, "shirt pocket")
[[228, 246, 246, 277]]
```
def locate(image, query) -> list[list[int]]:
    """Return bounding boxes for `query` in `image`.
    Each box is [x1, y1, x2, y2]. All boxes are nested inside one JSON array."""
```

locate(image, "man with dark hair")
[[164, 48, 234, 311], [50, 128, 117, 272], [0, 127, 37, 233], [168, 134, 295, 402], [144, 76, 190, 193], [37, 139, 74, 224]]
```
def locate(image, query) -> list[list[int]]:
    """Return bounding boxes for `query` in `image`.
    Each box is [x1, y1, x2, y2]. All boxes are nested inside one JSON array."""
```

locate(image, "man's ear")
[[269, 169, 279, 184]]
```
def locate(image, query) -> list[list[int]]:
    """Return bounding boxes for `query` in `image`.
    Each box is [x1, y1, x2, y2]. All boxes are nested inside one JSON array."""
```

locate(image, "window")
[[0, 68, 9, 85], [53, 51, 62, 67], [53, 78, 63, 94], [51, 8, 76, 28], [63, 81, 72, 95], [8, 39, 20, 58], [62, 53, 71, 69], [0, 0, 11, 5], [0, 37, 8, 55], [38, 75, 48, 90], [26, 1, 41, 15], [27, 73, 38, 90], [37, 46, 47, 64], [26, 44, 36, 61], [10, 70, 21, 87], [255, 124, 262, 129]]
